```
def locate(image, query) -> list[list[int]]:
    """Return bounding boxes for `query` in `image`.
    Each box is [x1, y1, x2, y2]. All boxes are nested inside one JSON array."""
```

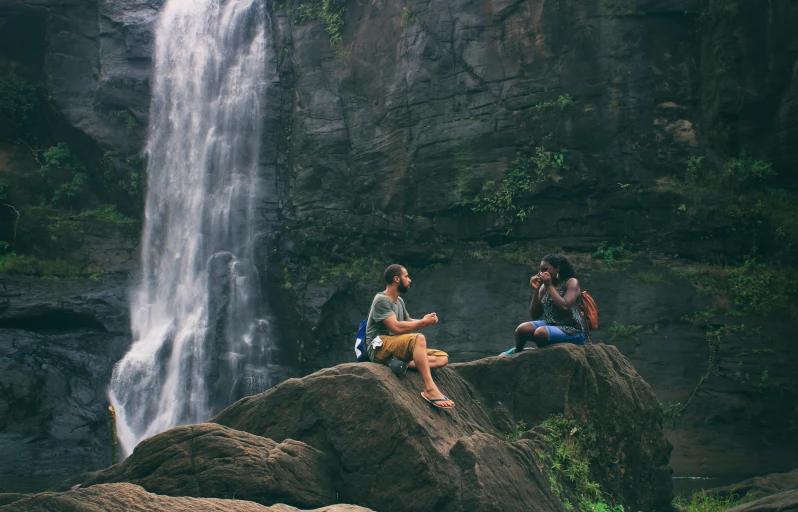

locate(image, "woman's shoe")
[[499, 348, 517, 356]]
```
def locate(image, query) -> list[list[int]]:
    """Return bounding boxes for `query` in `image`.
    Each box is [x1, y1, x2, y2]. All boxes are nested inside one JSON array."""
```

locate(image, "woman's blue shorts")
[[529, 320, 586, 345]]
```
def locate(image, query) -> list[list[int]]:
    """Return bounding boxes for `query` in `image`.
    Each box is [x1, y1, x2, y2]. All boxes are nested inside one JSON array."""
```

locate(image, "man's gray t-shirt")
[[365, 292, 409, 361]]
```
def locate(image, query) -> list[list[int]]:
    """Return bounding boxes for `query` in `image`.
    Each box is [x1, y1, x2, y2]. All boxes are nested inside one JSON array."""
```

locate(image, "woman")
[[500, 253, 587, 356]]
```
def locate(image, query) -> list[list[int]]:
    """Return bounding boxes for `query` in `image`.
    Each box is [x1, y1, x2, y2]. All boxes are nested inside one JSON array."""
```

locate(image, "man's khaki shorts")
[[373, 333, 449, 363]]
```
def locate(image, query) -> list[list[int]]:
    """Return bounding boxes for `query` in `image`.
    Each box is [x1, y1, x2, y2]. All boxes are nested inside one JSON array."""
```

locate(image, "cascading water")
[[109, 0, 279, 456]]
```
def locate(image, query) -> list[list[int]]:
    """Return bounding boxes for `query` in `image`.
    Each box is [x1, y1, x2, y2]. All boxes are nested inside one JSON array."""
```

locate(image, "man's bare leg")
[[407, 354, 448, 370], [413, 335, 454, 407]]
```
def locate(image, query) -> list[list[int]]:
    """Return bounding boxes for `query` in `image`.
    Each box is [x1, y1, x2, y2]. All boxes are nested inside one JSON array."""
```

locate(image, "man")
[[365, 264, 454, 409]]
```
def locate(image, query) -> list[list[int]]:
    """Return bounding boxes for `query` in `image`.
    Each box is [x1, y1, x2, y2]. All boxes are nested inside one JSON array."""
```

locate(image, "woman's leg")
[[515, 320, 547, 351]]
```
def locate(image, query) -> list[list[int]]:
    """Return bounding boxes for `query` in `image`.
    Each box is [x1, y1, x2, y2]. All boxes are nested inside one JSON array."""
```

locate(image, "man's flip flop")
[[421, 392, 455, 409]]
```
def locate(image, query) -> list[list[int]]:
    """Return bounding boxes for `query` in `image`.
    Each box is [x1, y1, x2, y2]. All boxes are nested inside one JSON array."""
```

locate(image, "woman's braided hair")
[[542, 253, 576, 281]]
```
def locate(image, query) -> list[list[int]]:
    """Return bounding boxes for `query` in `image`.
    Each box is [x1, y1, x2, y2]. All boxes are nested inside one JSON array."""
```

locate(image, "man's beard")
[[398, 284, 409, 293]]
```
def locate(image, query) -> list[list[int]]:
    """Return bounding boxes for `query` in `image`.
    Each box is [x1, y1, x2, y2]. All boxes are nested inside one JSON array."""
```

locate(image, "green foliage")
[[674, 489, 750, 512], [0, 74, 39, 137], [293, 0, 347, 46], [52, 171, 88, 207], [608, 322, 642, 344], [401, 5, 420, 27], [670, 257, 790, 316], [535, 94, 574, 112], [101, 153, 145, 211], [0, 252, 81, 278], [722, 151, 775, 187], [593, 242, 632, 268], [472, 147, 566, 229], [505, 420, 527, 442], [32, 143, 89, 208], [0, 180, 8, 201], [585, 503, 624, 512], [76, 205, 135, 225], [109, 110, 138, 130], [727, 259, 782, 314], [538, 415, 621, 512], [685, 156, 705, 183]]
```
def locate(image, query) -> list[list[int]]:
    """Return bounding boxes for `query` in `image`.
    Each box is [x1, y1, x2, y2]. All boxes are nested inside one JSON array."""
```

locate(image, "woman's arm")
[[544, 278, 581, 311], [529, 284, 544, 318]]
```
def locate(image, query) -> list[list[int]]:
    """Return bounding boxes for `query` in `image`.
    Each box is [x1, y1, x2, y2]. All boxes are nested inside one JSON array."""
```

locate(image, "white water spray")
[[109, 0, 277, 456]]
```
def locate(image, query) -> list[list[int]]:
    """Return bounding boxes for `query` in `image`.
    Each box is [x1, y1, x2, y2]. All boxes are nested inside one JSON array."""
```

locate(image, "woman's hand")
[[540, 271, 553, 286], [530, 274, 543, 290]]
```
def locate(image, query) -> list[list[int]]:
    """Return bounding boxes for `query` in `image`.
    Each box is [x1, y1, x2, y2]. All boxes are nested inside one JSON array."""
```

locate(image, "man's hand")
[[530, 274, 543, 290], [422, 313, 439, 326]]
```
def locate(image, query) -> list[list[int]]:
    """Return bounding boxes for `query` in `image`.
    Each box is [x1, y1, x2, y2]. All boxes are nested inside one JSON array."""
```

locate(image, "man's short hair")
[[384, 264, 405, 284]]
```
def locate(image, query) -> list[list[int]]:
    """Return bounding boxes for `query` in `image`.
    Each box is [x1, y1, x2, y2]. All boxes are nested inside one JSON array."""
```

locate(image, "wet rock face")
[[0, 275, 132, 484], [213, 344, 673, 512]]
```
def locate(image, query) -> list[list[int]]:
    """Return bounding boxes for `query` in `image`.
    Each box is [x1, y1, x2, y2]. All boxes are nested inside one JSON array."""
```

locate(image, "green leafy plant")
[[33, 143, 88, 208], [723, 151, 775, 186], [505, 420, 528, 442], [685, 156, 704, 183], [535, 94, 574, 112], [727, 259, 782, 314], [593, 242, 632, 268], [673, 489, 750, 512], [293, 0, 347, 46], [0, 73, 39, 137], [608, 322, 642, 344], [76, 205, 135, 225], [472, 147, 566, 230], [538, 415, 621, 512], [109, 109, 138, 130]]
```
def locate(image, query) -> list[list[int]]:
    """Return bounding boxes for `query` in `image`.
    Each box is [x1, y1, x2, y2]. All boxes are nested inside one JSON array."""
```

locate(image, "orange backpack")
[[580, 291, 599, 330]]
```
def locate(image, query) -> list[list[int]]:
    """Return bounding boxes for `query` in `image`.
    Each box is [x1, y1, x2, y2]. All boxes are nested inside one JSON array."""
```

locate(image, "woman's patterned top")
[[541, 278, 585, 335]]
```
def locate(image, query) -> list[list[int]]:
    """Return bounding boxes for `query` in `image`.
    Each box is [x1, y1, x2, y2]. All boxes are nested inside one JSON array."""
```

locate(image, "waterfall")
[[108, 0, 277, 456]]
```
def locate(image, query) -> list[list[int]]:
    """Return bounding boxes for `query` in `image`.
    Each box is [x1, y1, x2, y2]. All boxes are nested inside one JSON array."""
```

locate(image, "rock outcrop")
[[711, 469, 798, 501], [707, 470, 798, 512], [80, 423, 336, 509], [211, 344, 673, 512], [0, 274, 133, 483], [727, 490, 798, 512], [0, 483, 372, 512]]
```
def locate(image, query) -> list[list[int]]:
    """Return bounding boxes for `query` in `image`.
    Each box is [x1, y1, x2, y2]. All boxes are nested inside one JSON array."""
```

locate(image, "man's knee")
[[416, 334, 427, 347], [439, 355, 449, 367]]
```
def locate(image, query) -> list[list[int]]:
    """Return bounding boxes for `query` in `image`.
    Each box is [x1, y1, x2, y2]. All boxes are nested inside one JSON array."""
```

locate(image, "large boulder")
[[710, 469, 798, 501], [212, 344, 673, 512], [726, 489, 798, 512], [79, 423, 335, 509], [0, 483, 372, 512]]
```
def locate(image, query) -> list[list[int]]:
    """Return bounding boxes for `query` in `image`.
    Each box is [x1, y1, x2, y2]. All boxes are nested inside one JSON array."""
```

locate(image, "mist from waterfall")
[[109, 0, 276, 456]]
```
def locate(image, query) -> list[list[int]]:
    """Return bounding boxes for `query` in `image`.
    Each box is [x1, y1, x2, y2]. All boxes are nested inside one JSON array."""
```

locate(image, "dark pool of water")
[[672, 476, 751, 497]]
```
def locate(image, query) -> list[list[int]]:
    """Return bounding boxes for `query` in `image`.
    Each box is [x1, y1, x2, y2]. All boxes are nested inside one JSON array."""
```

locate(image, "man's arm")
[[383, 313, 437, 335]]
